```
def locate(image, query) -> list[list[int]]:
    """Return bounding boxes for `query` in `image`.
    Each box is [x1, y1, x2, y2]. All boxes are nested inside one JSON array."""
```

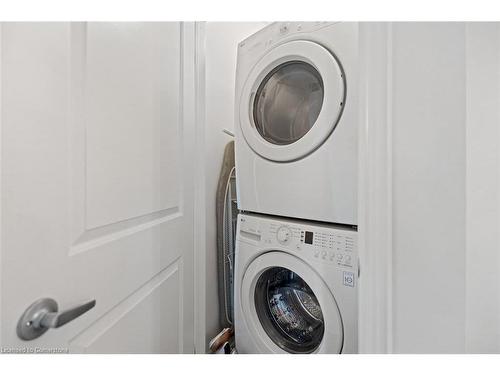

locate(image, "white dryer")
[[234, 213, 358, 354], [234, 22, 358, 225]]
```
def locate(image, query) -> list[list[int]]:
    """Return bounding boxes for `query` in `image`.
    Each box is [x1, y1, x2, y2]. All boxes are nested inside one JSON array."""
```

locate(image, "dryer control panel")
[[238, 22, 337, 54], [237, 213, 358, 271]]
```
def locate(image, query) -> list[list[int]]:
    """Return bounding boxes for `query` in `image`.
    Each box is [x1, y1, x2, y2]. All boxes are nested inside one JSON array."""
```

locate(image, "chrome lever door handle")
[[17, 298, 96, 341], [38, 299, 96, 329]]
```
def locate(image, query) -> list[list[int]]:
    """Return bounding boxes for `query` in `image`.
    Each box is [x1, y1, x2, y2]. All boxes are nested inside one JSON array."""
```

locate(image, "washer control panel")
[[300, 229, 356, 267], [238, 214, 358, 270]]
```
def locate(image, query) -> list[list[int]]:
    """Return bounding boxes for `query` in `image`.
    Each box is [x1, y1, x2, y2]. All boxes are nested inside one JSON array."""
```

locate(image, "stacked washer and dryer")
[[233, 22, 359, 354]]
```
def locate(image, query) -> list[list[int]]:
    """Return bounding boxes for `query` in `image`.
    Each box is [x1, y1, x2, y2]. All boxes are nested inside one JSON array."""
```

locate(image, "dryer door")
[[239, 40, 345, 162], [241, 251, 343, 353]]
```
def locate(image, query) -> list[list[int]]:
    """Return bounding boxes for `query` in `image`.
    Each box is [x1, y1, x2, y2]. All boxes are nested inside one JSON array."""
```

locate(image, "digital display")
[[304, 231, 314, 245]]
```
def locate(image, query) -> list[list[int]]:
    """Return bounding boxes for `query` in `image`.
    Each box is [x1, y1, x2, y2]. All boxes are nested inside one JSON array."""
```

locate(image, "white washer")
[[235, 22, 358, 225], [234, 213, 358, 354]]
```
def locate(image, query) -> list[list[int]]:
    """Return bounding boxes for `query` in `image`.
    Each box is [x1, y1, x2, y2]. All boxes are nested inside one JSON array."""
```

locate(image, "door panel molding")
[[68, 22, 185, 255], [68, 258, 183, 353], [69, 208, 182, 256]]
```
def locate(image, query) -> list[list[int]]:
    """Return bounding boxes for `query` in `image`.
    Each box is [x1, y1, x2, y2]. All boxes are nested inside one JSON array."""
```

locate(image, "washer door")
[[241, 251, 343, 353], [239, 40, 345, 162]]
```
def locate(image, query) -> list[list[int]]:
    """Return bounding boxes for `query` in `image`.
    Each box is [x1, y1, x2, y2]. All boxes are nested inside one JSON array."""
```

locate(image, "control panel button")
[[321, 251, 327, 260], [279, 24, 289, 35], [276, 226, 292, 245]]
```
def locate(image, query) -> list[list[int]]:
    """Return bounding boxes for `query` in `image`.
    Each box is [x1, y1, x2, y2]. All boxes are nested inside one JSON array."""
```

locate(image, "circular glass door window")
[[254, 267, 324, 353], [253, 61, 324, 145]]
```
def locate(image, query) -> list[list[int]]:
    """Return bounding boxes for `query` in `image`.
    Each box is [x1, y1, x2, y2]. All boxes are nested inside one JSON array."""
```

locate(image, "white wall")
[[203, 22, 268, 348]]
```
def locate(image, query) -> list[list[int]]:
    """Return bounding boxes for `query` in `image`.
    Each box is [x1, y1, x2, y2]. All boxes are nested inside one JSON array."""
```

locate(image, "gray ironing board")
[[216, 140, 238, 328]]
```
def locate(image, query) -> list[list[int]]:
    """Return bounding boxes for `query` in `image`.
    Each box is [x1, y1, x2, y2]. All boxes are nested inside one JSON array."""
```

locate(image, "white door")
[[0, 22, 196, 353]]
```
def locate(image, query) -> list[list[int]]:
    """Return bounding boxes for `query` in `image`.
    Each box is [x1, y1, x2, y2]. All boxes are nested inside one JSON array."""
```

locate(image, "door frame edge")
[[357, 22, 394, 354], [0, 22, 3, 349], [193, 21, 207, 354]]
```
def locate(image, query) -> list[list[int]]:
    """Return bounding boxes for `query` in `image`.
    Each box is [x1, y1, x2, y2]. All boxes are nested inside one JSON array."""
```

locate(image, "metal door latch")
[[17, 297, 96, 341]]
